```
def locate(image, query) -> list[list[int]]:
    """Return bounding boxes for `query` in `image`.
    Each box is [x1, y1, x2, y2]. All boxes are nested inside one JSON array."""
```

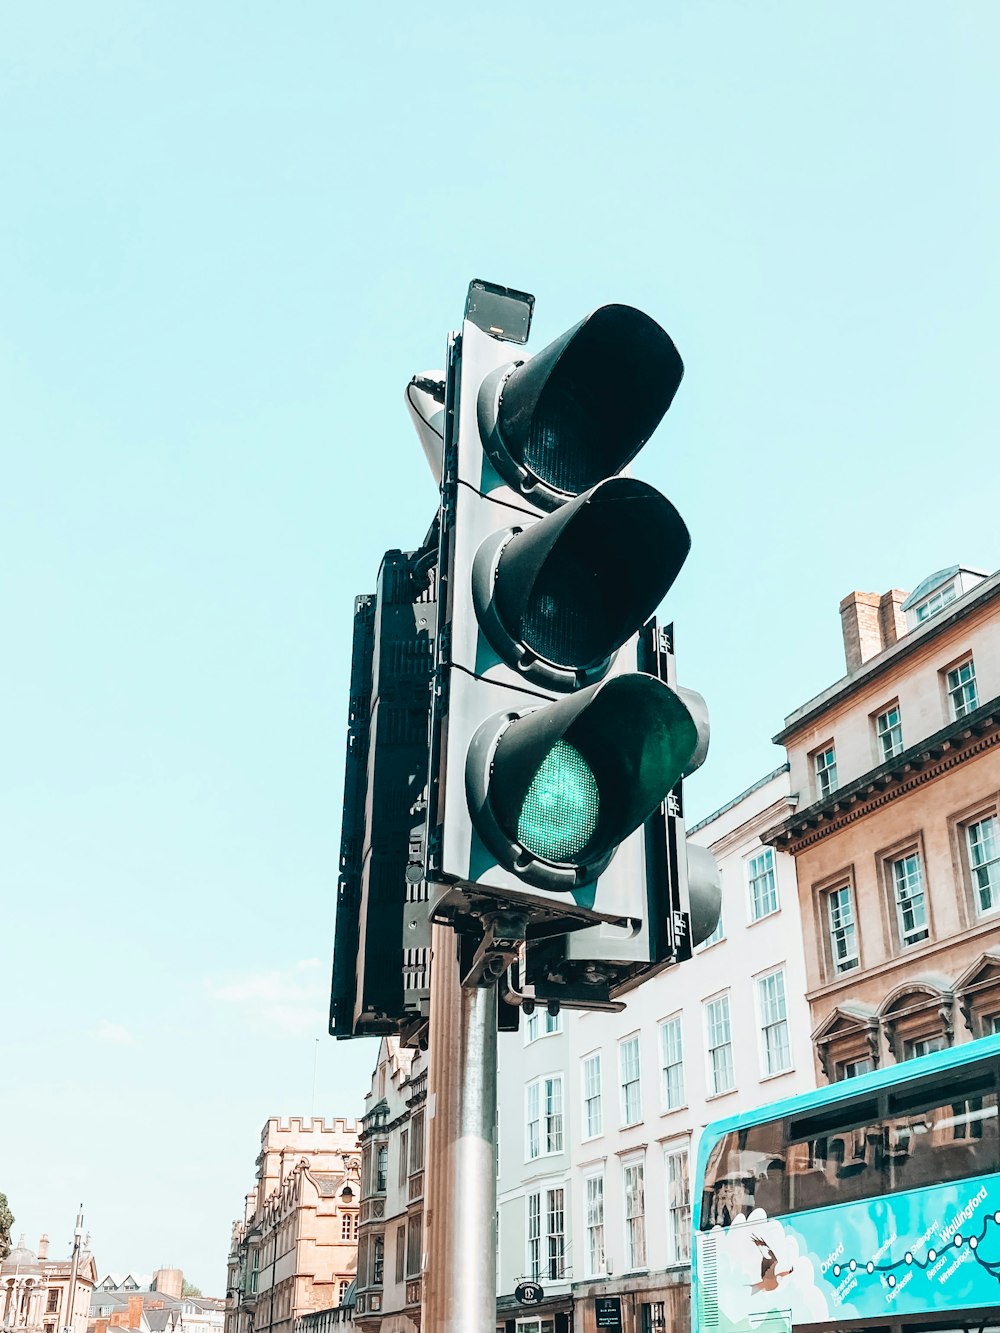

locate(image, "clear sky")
[[2, 0, 998, 1293]]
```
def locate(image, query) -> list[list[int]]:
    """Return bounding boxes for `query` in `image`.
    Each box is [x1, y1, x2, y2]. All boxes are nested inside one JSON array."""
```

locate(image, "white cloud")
[[94, 1019, 137, 1046], [208, 960, 327, 1037]]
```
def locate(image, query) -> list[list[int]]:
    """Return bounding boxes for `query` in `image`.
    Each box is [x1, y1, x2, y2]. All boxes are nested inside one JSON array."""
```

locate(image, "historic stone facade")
[[1, 1231, 97, 1333], [225, 1119, 361, 1333], [764, 566, 1000, 1080]]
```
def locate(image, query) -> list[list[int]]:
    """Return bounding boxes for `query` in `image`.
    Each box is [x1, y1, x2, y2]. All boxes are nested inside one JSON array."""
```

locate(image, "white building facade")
[[496, 766, 816, 1333]]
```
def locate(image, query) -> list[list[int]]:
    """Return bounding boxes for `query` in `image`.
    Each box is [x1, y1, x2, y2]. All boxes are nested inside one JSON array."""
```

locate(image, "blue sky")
[[2, 1, 998, 1291]]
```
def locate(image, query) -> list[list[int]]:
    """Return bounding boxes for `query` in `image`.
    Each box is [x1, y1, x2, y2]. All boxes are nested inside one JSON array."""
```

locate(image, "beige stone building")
[[226, 1119, 361, 1333], [1, 1231, 97, 1333], [765, 565, 1000, 1079]]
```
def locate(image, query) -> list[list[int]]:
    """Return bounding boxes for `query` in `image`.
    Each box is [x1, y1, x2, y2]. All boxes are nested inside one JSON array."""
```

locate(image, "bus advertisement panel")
[[696, 1173, 1000, 1331]]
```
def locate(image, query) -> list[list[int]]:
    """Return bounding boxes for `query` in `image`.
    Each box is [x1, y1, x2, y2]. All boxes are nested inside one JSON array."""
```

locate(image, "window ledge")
[[747, 908, 781, 927], [759, 1066, 794, 1083], [704, 1087, 737, 1103], [660, 1104, 689, 1117]]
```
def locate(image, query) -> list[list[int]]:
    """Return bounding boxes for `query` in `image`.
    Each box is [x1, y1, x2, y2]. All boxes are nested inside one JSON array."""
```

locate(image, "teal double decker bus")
[[692, 1036, 1000, 1333]]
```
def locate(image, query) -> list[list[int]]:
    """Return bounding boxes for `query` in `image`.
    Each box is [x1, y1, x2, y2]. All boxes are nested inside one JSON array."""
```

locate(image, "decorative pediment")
[[955, 950, 1000, 993], [877, 975, 952, 1021], [877, 975, 954, 1059], [811, 1002, 877, 1044], [955, 951, 1000, 1035], [812, 1003, 881, 1081]]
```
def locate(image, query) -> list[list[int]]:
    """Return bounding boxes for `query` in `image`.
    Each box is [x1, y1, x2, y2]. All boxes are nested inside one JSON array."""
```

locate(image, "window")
[[395, 1224, 406, 1283], [399, 1129, 408, 1186], [582, 1053, 602, 1139], [526, 1076, 563, 1159], [903, 1033, 948, 1060], [876, 704, 903, 761], [814, 745, 838, 798], [410, 1112, 425, 1173], [623, 1158, 646, 1270], [375, 1143, 388, 1192], [702, 1069, 1000, 1225], [525, 1190, 564, 1281], [526, 1007, 562, 1042], [405, 1213, 422, 1277], [967, 815, 1000, 915], [341, 1213, 352, 1240], [46, 1294, 59, 1315], [338, 1281, 349, 1304], [914, 580, 957, 623], [838, 1055, 874, 1080], [353, 1214, 360, 1240], [545, 1188, 565, 1280], [516, 1321, 555, 1333], [705, 993, 735, 1095], [660, 1015, 685, 1110], [746, 847, 778, 920], [619, 1034, 642, 1125], [527, 1192, 541, 1281], [665, 1146, 691, 1264], [947, 659, 979, 719], [826, 884, 859, 974], [757, 969, 792, 1076], [585, 1174, 605, 1277], [891, 852, 929, 946], [371, 1234, 384, 1285]]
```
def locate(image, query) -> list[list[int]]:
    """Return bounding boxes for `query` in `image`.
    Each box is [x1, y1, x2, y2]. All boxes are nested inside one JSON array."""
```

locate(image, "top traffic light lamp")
[[427, 281, 710, 940], [476, 303, 682, 510]]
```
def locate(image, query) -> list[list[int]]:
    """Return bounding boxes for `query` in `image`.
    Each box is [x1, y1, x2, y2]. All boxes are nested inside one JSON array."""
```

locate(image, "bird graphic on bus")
[[749, 1233, 795, 1293]]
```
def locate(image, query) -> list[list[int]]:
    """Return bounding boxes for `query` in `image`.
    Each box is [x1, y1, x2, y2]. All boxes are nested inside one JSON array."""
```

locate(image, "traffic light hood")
[[472, 476, 691, 691], [477, 304, 684, 510]]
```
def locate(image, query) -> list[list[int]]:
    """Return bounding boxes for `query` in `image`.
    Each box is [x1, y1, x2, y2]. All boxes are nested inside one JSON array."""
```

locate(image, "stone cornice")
[[763, 699, 1000, 854], [705, 797, 798, 859]]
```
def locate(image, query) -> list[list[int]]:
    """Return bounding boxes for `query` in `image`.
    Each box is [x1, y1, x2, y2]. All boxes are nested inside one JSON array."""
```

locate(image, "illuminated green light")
[[517, 740, 599, 861]]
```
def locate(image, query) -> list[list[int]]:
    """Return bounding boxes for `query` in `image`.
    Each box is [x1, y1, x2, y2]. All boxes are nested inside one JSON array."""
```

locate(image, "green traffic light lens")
[[517, 740, 599, 861]]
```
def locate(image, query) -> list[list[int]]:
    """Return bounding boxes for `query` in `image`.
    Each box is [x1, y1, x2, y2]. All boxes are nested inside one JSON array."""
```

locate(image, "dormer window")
[[912, 580, 956, 624], [901, 565, 987, 631]]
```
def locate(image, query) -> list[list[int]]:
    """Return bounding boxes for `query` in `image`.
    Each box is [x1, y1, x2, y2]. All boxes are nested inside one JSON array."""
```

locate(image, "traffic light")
[[330, 544, 437, 1039], [425, 281, 715, 975], [521, 621, 722, 1004]]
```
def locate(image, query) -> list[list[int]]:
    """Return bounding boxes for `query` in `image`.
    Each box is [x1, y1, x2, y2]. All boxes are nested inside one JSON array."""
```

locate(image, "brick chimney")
[[840, 591, 883, 672], [37, 1234, 49, 1260], [878, 588, 908, 649], [127, 1295, 144, 1329]]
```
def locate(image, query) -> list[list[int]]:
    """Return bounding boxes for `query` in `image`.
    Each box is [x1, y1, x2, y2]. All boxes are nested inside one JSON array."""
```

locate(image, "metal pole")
[[424, 924, 498, 1333], [64, 1206, 83, 1333]]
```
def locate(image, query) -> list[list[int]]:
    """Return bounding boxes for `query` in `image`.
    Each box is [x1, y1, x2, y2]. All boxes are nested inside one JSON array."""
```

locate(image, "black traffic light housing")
[[425, 287, 716, 976], [330, 545, 436, 1039]]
